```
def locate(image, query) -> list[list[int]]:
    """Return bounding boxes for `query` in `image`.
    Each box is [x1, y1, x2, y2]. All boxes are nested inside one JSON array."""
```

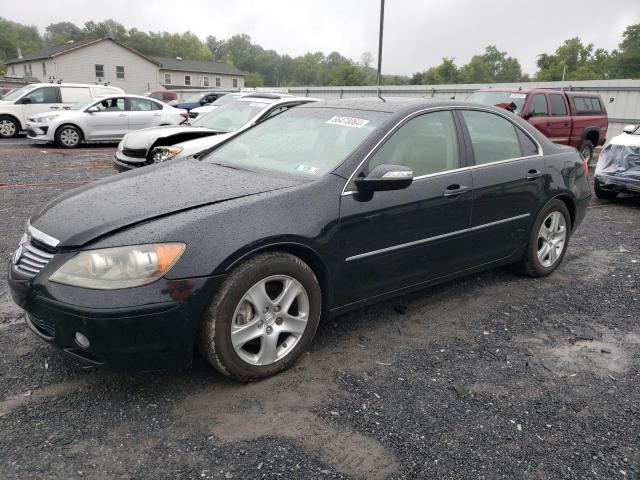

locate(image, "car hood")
[[31, 159, 303, 247], [122, 125, 216, 150], [29, 110, 78, 121], [609, 133, 640, 147], [191, 105, 217, 114], [174, 133, 234, 158]]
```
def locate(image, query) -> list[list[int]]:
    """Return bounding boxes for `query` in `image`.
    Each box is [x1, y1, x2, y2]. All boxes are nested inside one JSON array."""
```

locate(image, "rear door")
[[547, 93, 571, 144], [458, 109, 546, 265], [85, 97, 129, 139], [128, 97, 164, 130], [338, 110, 474, 304]]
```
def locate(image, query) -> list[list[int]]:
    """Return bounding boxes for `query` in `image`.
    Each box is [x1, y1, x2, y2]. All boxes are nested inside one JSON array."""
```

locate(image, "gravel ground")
[[0, 138, 638, 479]]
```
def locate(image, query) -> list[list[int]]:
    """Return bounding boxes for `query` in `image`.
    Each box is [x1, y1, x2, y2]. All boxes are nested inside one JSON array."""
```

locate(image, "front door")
[[458, 109, 547, 265], [337, 110, 474, 305], [85, 97, 129, 139], [546, 93, 572, 145], [21, 86, 63, 118], [524, 92, 553, 139]]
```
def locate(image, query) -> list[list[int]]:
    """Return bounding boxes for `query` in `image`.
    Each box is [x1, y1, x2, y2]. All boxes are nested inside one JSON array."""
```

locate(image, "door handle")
[[119, 114, 127, 118], [545, 122, 552, 128], [443, 184, 470, 197], [526, 169, 543, 180], [49, 106, 60, 110], [152, 113, 161, 116], [564, 122, 570, 127]]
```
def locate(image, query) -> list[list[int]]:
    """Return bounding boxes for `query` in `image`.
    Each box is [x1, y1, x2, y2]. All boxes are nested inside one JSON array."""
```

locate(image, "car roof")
[[27, 83, 123, 90], [296, 96, 476, 114], [235, 95, 319, 105]]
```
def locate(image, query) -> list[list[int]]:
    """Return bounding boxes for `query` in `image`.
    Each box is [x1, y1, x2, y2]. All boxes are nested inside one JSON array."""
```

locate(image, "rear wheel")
[[594, 179, 619, 200], [55, 125, 82, 148], [577, 140, 593, 162], [520, 199, 571, 277], [0, 116, 19, 138], [198, 252, 322, 381]]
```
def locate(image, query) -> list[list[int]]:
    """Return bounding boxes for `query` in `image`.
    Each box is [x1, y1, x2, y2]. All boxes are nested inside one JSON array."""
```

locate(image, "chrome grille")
[[16, 241, 54, 277]]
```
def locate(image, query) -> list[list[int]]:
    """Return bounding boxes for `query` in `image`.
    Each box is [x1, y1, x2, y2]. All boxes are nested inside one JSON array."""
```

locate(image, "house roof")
[[153, 57, 244, 77], [5, 37, 161, 66]]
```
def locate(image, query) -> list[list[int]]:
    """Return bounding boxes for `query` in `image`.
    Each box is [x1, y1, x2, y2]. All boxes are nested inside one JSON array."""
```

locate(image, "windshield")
[[467, 91, 527, 114], [203, 107, 386, 177], [183, 93, 205, 103], [192, 100, 271, 132], [211, 94, 239, 107], [2, 85, 38, 102]]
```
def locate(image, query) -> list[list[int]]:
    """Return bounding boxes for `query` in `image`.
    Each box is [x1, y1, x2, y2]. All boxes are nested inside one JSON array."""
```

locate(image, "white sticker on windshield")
[[250, 102, 269, 107], [510, 93, 526, 99], [295, 165, 320, 175], [326, 116, 370, 128]]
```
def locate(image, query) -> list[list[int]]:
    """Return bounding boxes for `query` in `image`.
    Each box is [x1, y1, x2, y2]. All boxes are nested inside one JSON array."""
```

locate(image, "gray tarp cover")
[[595, 143, 640, 189]]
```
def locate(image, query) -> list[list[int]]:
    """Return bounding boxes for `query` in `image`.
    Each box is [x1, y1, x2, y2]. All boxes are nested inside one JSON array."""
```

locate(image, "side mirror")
[[355, 164, 413, 192], [86, 106, 99, 113], [20, 97, 32, 104], [623, 124, 637, 134], [523, 111, 533, 120]]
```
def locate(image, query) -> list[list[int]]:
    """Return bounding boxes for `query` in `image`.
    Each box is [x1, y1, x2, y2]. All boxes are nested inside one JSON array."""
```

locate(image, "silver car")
[[113, 94, 319, 171], [26, 95, 188, 148]]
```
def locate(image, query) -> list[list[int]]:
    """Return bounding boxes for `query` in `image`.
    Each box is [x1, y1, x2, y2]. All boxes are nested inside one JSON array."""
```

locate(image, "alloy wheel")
[[230, 275, 309, 366], [60, 128, 80, 147], [537, 211, 567, 268], [579, 144, 591, 161], [0, 119, 16, 137]]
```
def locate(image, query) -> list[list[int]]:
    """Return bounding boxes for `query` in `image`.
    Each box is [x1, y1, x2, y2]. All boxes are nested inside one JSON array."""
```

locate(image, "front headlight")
[[34, 115, 59, 123], [117, 139, 124, 152], [49, 243, 185, 290], [151, 146, 184, 163]]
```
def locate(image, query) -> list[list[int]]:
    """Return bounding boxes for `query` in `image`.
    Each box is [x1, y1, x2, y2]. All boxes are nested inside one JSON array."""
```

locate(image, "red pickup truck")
[[467, 88, 608, 161]]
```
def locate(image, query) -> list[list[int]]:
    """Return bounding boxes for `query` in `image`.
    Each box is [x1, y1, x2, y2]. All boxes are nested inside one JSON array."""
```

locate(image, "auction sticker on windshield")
[[327, 116, 370, 128], [510, 93, 527, 99]]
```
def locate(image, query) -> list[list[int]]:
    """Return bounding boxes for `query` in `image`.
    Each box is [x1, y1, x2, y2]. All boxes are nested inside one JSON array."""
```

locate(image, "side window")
[[516, 129, 539, 157], [368, 111, 459, 177], [22, 87, 58, 104], [92, 97, 126, 112], [461, 110, 523, 164], [264, 105, 290, 119], [130, 98, 161, 111], [549, 94, 567, 116], [528, 94, 548, 117], [60, 87, 91, 104]]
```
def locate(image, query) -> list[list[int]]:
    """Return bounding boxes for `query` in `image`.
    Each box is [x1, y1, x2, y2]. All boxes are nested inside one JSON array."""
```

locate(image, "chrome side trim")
[[345, 213, 531, 262], [340, 105, 544, 197], [28, 221, 60, 248]]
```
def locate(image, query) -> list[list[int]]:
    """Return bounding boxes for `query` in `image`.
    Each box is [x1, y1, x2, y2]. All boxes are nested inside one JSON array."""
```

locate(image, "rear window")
[[573, 96, 603, 114]]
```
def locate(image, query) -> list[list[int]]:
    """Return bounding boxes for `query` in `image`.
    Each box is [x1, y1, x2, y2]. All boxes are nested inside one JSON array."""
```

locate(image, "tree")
[[534, 37, 612, 81], [459, 46, 523, 83], [421, 58, 460, 84], [0, 17, 43, 74], [611, 23, 640, 78], [44, 22, 84, 45], [244, 72, 264, 87]]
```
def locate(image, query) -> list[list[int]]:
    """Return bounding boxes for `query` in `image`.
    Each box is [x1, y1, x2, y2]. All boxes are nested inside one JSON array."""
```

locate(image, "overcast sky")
[[2, 0, 639, 75]]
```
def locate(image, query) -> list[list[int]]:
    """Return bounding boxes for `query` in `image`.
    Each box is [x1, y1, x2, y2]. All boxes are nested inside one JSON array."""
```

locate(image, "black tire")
[[519, 199, 572, 277], [0, 115, 20, 138], [577, 140, 593, 162], [198, 252, 322, 382], [55, 125, 82, 148], [593, 179, 619, 200]]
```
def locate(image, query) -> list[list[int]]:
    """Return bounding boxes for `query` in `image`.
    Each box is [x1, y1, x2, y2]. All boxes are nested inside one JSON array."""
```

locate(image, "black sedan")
[[8, 98, 591, 381]]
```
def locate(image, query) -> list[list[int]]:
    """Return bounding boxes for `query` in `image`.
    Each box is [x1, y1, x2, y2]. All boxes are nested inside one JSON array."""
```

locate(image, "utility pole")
[[376, 0, 385, 87]]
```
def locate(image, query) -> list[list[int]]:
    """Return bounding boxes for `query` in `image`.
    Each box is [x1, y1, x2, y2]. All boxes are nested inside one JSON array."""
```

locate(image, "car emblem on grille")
[[13, 244, 23, 265]]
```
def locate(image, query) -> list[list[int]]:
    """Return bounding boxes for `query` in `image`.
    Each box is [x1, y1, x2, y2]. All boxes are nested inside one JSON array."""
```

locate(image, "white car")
[[0, 83, 123, 138], [113, 94, 319, 171], [26, 95, 189, 148]]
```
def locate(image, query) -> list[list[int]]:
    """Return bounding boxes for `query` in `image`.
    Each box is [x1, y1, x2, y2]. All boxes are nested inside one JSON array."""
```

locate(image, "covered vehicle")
[[9, 98, 590, 381], [593, 124, 640, 199], [113, 94, 318, 170]]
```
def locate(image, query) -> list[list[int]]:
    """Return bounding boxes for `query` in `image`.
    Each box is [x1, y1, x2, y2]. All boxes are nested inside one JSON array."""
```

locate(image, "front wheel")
[[55, 125, 82, 148], [519, 199, 571, 277], [0, 116, 19, 138], [199, 252, 322, 381]]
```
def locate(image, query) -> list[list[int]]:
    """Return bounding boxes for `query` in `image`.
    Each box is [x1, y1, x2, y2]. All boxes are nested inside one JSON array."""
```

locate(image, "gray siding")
[[159, 69, 244, 90]]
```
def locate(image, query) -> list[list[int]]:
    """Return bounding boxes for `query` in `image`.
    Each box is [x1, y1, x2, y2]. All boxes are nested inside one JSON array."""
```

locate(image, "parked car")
[[467, 88, 608, 161], [0, 86, 17, 99], [26, 95, 188, 148], [146, 90, 178, 103], [169, 91, 231, 111], [593, 124, 640, 199], [187, 93, 243, 119], [9, 98, 590, 380], [113, 94, 318, 170], [0, 83, 124, 138]]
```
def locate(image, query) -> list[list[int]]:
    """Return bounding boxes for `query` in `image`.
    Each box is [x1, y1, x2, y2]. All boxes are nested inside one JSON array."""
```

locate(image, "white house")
[[4, 37, 245, 94]]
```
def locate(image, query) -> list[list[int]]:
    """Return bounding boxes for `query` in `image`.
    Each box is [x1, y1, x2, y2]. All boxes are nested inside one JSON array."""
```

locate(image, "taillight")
[[179, 112, 189, 121], [581, 158, 589, 178]]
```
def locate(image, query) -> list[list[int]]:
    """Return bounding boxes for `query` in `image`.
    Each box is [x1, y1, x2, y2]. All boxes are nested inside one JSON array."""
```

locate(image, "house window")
[[184, 75, 191, 86], [27, 64, 32, 76], [215, 77, 221, 87], [164, 73, 171, 85], [116, 66, 125, 79], [95, 64, 104, 79], [232, 78, 238, 88], [42, 63, 46, 77], [202, 76, 210, 87]]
